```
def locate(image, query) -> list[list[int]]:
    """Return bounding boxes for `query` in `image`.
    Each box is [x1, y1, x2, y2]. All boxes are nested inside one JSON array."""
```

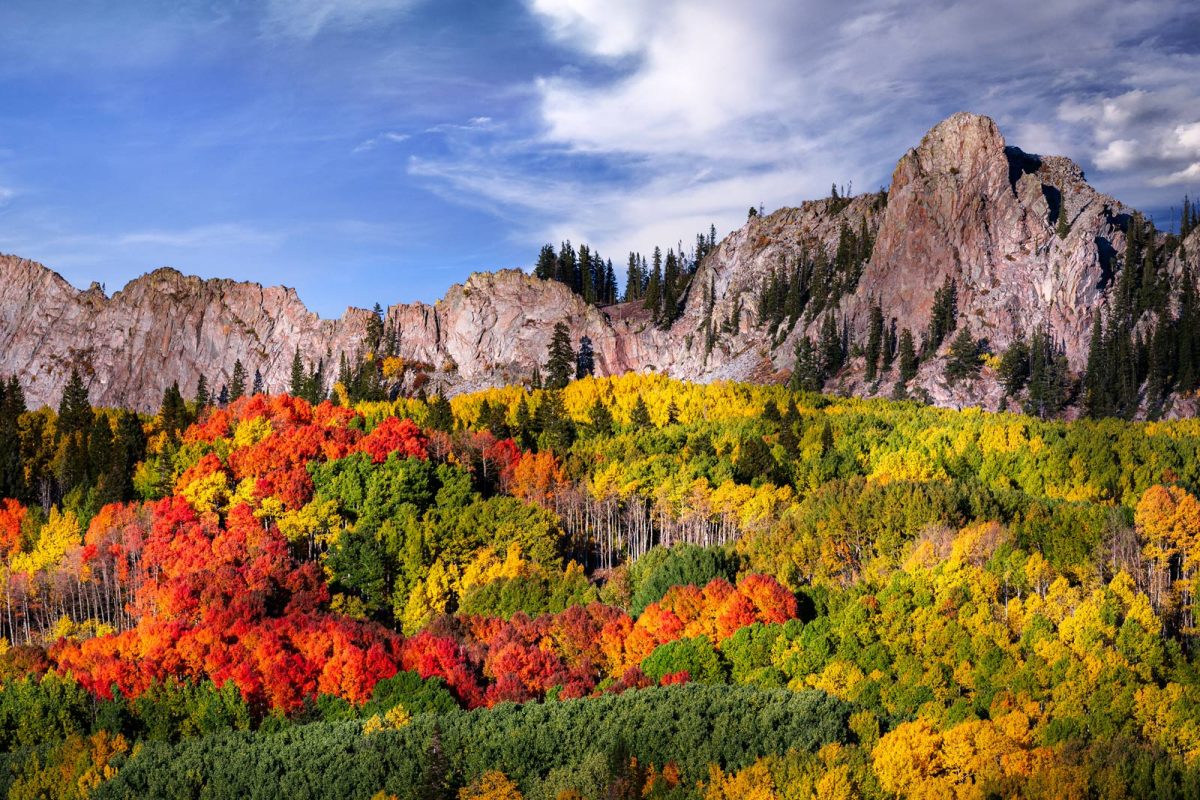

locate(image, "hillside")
[[2, 112, 1197, 416]]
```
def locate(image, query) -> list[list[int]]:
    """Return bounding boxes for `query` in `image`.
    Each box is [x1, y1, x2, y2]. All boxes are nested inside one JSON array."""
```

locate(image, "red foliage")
[[659, 670, 690, 686], [0, 498, 26, 557], [399, 631, 482, 708], [356, 416, 429, 464]]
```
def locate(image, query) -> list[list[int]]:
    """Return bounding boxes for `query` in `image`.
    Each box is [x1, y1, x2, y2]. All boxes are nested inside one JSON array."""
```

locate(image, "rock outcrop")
[[0, 112, 1182, 414]]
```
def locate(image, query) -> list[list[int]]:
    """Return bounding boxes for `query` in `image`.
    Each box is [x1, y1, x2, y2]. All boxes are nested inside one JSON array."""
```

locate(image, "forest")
[[0, 368, 1199, 798]]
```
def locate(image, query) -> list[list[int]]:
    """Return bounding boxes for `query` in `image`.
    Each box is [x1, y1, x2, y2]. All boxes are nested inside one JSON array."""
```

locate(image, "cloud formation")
[[415, 0, 1200, 259]]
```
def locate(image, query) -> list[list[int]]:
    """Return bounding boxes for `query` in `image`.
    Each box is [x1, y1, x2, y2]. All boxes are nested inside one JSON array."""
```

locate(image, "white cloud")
[[262, 0, 421, 40], [0, 186, 13, 205], [354, 131, 410, 153], [115, 223, 283, 249], [412, 0, 1200, 246]]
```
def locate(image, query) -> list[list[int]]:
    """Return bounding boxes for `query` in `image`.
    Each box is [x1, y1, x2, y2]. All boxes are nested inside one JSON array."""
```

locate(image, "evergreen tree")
[[427, 395, 454, 432], [194, 374, 210, 409], [629, 396, 652, 429], [544, 322, 575, 390], [217, 384, 229, 406], [366, 304, 384, 354], [925, 278, 958, 355], [898, 328, 919, 383], [290, 348, 306, 397], [0, 377, 25, 500], [515, 394, 534, 450], [818, 313, 844, 377], [159, 382, 188, 441], [534, 244, 557, 280], [998, 337, 1031, 397], [1083, 314, 1110, 418], [229, 360, 247, 402], [623, 253, 643, 302], [588, 397, 613, 436], [665, 398, 679, 425], [58, 368, 93, 438], [660, 249, 680, 326], [1024, 326, 1070, 419], [944, 328, 981, 385], [790, 337, 824, 392], [864, 303, 884, 381], [575, 335, 595, 379], [252, 369, 264, 396], [643, 247, 663, 318]]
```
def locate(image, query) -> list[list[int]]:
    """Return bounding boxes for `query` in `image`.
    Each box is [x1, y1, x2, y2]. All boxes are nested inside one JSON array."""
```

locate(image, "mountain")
[[1, 112, 1195, 414]]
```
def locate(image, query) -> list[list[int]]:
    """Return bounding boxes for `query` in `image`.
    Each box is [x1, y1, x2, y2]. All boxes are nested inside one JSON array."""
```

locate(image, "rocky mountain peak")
[[0, 113, 1186, 417]]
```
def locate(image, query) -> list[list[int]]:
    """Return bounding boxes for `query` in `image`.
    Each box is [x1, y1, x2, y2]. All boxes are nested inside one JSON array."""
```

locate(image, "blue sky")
[[0, 0, 1197, 317]]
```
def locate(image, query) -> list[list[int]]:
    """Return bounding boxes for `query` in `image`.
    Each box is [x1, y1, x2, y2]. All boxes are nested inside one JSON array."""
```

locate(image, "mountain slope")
[[0, 112, 1185, 413]]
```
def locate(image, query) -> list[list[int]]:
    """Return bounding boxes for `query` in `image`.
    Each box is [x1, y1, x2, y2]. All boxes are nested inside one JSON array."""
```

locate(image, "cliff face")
[[0, 112, 1180, 413]]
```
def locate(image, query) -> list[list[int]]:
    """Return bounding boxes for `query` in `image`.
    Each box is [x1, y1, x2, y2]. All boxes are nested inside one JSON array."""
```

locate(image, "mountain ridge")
[[1, 112, 1195, 415]]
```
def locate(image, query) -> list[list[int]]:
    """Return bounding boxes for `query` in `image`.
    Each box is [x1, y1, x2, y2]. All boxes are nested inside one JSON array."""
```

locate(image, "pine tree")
[[217, 384, 229, 406], [624, 253, 642, 302], [229, 360, 247, 401], [575, 335, 595, 379], [427, 395, 454, 432], [998, 337, 1031, 397], [660, 249, 680, 326], [898, 329, 919, 383], [1082, 314, 1109, 418], [588, 397, 613, 436], [0, 377, 25, 500], [790, 337, 823, 392], [629, 396, 652, 429], [818, 313, 844, 377], [864, 303, 884, 381], [925, 278, 958, 354], [159, 381, 188, 441], [534, 244, 557, 280], [366, 304, 384, 354], [58, 368, 93, 438], [290, 348, 306, 397], [252, 369, 264, 396], [544, 322, 575, 390], [643, 248, 663, 318], [194, 374, 210, 408], [944, 328, 981, 385]]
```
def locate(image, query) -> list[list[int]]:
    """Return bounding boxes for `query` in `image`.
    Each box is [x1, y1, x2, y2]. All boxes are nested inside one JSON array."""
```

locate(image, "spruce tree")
[[194, 374, 210, 408], [544, 322, 575, 390], [229, 360, 247, 401], [534, 244, 557, 280], [898, 329, 919, 383], [944, 328, 981, 385], [790, 337, 823, 392], [290, 348, 306, 397], [252, 369, 264, 396], [58, 368, 93, 438], [588, 397, 614, 436], [427, 395, 454, 432], [864, 304, 884, 381], [575, 335, 595, 379], [629, 396, 652, 429]]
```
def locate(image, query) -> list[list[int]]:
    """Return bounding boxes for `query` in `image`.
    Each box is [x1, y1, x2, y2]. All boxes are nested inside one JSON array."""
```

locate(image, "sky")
[[0, 0, 1197, 318]]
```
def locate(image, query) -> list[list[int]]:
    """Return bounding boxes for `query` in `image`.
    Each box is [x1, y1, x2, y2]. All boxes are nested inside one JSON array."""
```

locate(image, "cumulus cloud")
[[415, 0, 1200, 251]]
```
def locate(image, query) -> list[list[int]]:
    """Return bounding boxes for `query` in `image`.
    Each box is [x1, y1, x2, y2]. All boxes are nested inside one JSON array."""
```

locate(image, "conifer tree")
[[58, 368, 93, 438], [864, 303, 884, 381], [944, 328, 982, 385], [229, 360, 247, 401], [252, 369, 264, 396], [898, 329, 919, 383], [629, 396, 652, 429], [576, 335, 595, 379], [544, 322, 575, 390], [290, 348, 306, 397], [194, 374, 210, 409]]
